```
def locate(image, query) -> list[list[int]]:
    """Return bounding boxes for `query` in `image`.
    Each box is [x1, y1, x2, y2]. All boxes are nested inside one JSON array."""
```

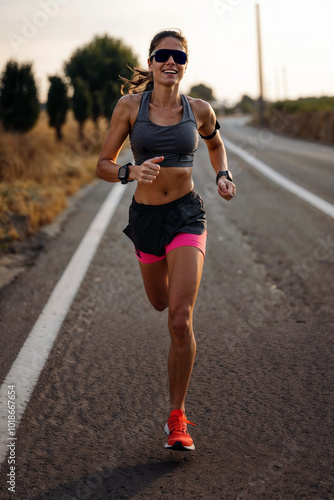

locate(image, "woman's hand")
[[130, 156, 164, 184], [217, 177, 236, 201]]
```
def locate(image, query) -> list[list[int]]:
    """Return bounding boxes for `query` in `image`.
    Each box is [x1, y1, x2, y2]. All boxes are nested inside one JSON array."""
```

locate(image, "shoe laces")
[[169, 413, 196, 434]]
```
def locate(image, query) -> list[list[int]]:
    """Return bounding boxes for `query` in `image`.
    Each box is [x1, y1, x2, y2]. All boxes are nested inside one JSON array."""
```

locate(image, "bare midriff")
[[134, 167, 194, 205]]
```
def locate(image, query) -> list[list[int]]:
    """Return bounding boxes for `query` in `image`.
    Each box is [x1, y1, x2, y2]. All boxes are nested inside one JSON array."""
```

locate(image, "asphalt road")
[[0, 117, 333, 499]]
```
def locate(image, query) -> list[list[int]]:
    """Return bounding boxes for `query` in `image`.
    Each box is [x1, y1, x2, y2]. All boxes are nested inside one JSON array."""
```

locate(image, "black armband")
[[199, 120, 221, 140]]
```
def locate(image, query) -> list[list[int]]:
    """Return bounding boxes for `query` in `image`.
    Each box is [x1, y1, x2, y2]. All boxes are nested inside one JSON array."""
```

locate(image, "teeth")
[[163, 70, 177, 74]]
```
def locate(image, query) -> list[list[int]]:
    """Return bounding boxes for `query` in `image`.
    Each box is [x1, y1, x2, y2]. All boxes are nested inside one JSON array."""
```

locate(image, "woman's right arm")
[[96, 95, 163, 184], [96, 96, 133, 182]]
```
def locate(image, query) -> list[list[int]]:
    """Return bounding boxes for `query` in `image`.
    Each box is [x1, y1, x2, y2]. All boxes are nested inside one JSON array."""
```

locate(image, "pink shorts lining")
[[135, 232, 207, 264]]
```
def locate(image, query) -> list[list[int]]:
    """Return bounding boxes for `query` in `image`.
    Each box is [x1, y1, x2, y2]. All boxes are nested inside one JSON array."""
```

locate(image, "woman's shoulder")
[[186, 96, 212, 111], [118, 92, 143, 109], [185, 96, 214, 123], [113, 93, 144, 124]]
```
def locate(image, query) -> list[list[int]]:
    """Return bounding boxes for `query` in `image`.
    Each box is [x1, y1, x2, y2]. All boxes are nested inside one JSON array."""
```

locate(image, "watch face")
[[118, 166, 127, 179]]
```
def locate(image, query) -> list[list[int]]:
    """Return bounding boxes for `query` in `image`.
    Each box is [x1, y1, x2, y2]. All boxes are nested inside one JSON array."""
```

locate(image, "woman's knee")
[[150, 297, 168, 312], [146, 290, 168, 311], [169, 305, 192, 340]]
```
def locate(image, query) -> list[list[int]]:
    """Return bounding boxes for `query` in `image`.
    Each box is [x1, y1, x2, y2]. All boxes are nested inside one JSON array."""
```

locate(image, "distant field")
[[0, 111, 109, 251], [272, 96, 334, 114], [264, 97, 334, 143]]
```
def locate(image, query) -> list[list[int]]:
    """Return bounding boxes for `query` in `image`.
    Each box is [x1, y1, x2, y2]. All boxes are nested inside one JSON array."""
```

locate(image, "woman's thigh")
[[138, 258, 169, 311], [138, 245, 204, 312], [166, 246, 205, 314]]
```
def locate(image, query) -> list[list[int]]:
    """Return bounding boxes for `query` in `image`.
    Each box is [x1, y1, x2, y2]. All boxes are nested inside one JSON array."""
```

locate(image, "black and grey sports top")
[[129, 90, 199, 167]]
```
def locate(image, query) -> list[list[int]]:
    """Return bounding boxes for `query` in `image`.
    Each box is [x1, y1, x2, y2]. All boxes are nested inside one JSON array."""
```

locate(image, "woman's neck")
[[150, 85, 181, 110]]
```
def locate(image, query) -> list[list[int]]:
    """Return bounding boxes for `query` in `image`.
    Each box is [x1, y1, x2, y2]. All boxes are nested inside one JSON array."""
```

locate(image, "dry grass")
[[0, 111, 110, 251]]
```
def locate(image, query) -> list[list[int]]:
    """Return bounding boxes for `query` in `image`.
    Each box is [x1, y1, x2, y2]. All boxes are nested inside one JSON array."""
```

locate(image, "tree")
[[237, 94, 256, 114], [72, 77, 92, 140], [46, 76, 69, 141], [64, 35, 138, 120], [101, 80, 120, 118], [189, 84, 216, 102], [0, 60, 39, 132]]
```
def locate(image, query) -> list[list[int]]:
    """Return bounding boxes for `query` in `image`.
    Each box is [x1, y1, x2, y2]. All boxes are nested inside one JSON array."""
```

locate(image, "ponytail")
[[120, 66, 153, 95]]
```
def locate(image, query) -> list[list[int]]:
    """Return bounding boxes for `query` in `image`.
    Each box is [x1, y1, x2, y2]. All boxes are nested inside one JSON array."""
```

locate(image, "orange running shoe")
[[164, 409, 196, 451]]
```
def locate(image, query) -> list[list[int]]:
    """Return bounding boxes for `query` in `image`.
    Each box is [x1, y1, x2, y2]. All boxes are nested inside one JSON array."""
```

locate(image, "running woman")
[[96, 29, 236, 451]]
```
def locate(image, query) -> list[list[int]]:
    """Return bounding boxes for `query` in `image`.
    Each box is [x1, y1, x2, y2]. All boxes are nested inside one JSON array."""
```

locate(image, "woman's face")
[[148, 37, 188, 87]]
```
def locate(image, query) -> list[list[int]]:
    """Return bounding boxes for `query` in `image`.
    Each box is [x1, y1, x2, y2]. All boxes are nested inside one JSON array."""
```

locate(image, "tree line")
[[0, 35, 137, 140], [0, 34, 217, 141]]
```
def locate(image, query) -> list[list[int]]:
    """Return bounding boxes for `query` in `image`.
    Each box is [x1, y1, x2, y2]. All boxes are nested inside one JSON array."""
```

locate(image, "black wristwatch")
[[216, 170, 233, 184], [118, 163, 133, 184]]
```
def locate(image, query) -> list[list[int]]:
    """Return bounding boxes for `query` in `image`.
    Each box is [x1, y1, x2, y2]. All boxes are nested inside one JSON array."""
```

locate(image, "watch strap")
[[216, 170, 233, 184]]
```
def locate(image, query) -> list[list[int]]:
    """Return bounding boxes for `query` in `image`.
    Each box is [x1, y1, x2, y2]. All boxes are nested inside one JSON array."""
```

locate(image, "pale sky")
[[0, 0, 333, 105]]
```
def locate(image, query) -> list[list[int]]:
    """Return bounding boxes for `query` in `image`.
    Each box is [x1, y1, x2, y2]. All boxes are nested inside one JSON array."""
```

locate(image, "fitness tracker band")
[[199, 120, 221, 140], [216, 170, 233, 184], [118, 162, 133, 184]]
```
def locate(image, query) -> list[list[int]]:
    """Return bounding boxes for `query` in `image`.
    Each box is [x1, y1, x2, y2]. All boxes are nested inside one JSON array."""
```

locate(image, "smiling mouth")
[[162, 70, 177, 74]]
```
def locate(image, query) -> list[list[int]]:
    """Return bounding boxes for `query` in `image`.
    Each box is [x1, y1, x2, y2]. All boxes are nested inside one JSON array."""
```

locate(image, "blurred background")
[[0, 0, 333, 245], [1, 0, 334, 104]]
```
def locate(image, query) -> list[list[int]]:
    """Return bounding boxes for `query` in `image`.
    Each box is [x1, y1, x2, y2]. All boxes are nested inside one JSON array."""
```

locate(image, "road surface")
[[0, 117, 333, 499]]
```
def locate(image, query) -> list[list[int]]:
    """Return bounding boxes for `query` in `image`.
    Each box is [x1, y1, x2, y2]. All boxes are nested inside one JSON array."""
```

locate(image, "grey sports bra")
[[129, 90, 199, 167]]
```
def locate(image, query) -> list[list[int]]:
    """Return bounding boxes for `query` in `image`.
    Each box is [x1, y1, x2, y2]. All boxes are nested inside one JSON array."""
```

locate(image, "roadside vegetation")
[[0, 111, 109, 250], [265, 97, 334, 143], [271, 96, 334, 114], [0, 35, 136, 253], [228, 95, 334, 143]]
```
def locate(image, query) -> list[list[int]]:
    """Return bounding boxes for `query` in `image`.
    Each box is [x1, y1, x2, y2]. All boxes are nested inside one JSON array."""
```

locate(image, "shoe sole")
[[164, 423, 195, 451], [164, 441, 195, 451]]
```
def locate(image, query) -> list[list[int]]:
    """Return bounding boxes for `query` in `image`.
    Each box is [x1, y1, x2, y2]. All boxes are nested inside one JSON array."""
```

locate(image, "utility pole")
[[256, 3, 265, 125], [282, 66, 288, 100]]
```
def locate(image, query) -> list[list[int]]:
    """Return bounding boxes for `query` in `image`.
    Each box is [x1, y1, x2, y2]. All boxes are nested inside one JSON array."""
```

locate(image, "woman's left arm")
[[194, 100, 236, 201]]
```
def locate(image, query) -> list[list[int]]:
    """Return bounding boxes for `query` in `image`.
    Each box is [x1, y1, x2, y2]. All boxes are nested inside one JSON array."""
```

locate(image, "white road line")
[[0, 183, 126, 465], [222, 136, 334, 219]]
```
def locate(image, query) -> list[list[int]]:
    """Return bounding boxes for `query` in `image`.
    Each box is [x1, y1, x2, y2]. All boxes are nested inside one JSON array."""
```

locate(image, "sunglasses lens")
[[154, 51, 167, 62], [174, 52, 187, 64], [154, 50, 187, 65]]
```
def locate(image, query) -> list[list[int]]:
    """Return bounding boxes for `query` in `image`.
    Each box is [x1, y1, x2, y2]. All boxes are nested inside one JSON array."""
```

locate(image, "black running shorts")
[[123, 190, 207, 256]]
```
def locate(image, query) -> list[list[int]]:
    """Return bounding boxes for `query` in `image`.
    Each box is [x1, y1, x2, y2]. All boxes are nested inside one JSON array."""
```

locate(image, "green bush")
[[272, 96, 334, 114]]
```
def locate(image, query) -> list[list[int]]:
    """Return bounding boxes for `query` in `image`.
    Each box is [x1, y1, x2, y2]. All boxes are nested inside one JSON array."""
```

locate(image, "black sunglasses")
[[149, 49, 187, 65]]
